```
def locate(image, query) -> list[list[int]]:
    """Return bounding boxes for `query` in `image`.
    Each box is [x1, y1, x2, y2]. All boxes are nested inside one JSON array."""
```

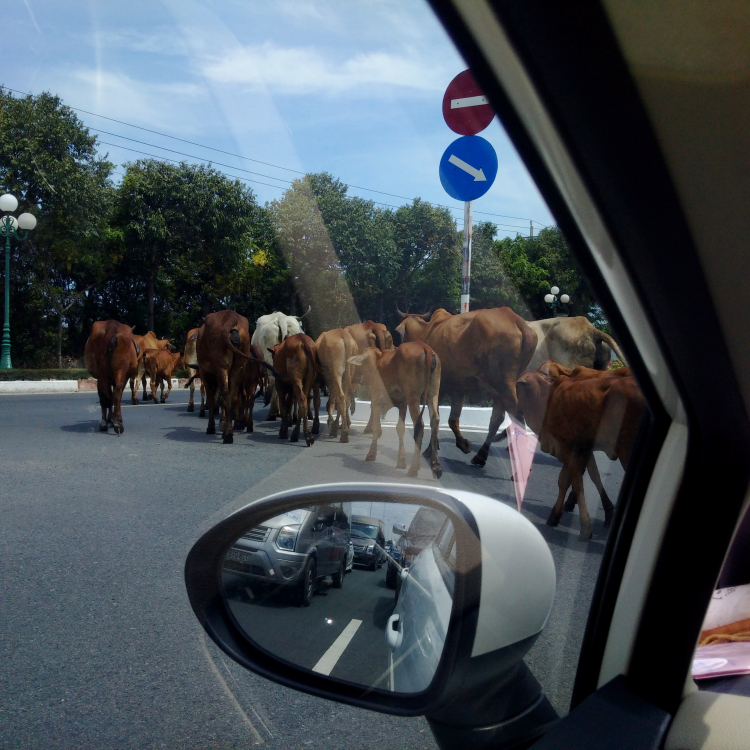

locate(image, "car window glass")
[[3, 0, 657, 744]]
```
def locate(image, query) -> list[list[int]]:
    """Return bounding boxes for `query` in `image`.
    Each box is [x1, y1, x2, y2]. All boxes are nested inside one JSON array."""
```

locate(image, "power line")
[[2, 84, 551, 228]]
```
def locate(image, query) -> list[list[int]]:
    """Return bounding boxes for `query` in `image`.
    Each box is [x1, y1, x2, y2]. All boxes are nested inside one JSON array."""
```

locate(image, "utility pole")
[[461, 200, 473, 314], [530, 220, 534, 238]]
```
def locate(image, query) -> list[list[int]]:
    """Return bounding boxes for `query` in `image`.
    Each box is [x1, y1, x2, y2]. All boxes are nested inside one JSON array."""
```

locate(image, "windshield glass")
[[351, 522, 379, 539], [2, 0, 653, 746]]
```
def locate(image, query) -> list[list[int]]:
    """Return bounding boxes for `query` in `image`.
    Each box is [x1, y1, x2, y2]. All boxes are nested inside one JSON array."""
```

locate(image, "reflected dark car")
[[390, 507, 446, 599], [384, 541, 402, 588], [350, 515, 386, 570], [223, 503, 350, 606]]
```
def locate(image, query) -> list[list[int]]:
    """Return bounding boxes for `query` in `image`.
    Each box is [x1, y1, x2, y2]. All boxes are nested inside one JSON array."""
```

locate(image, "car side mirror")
[[185, 483, 558, 748], [392, 523, 406, 536]]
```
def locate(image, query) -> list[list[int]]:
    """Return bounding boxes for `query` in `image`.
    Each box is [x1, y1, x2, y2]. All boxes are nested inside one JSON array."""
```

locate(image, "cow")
[[268, 333, 318, 447], [251, 307, 311, 420], [130, 331, 174, 404], [526, 316, 627, 371], [395, 306, 537, 467], [347, 341, 442, 479], [143, 349, 184, 404], [84, 320, 139, 435], [196, 310, 253, 444], [313, 328, 358, 443], [184, 326, 206, 414], [345, 320, 395, 428], [233, 344, 267, 434], [517, 365, 645, 540]]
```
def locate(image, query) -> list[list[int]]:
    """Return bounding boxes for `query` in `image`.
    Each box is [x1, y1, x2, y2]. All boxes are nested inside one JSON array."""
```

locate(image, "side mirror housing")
[[392, 523, 406, 536]]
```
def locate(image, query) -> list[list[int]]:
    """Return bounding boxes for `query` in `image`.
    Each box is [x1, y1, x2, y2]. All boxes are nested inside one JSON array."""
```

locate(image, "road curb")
[[0, 377, 198, 395]]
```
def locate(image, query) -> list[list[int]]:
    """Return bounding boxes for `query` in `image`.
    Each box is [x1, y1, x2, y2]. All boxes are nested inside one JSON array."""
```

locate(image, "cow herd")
[[84, 305, 640, 541]]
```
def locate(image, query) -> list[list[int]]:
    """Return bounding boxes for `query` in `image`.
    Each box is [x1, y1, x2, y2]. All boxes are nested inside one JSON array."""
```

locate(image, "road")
[[0, 389, 624, 749]]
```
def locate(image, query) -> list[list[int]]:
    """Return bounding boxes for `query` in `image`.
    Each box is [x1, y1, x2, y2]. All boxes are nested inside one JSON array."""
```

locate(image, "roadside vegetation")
[[1, 90, 603, 368]]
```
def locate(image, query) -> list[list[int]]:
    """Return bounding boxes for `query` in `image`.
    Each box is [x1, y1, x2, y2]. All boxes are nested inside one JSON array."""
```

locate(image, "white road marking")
[[312, 619, 362, 676], [451, 95, 488, 109], [448, 154, 486, 181]]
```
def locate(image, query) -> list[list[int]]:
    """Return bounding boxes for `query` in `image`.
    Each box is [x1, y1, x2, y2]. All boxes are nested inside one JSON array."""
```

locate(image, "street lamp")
[[0, 193, 37, 369], [544, 285, 570, 317]]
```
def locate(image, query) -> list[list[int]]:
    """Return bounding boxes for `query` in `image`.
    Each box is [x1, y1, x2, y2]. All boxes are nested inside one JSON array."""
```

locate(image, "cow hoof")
[[199, 410, 206, 418], [339, 434, 348, 444], [99, 421, 108, 432], [365, 452, 377, 462], [306, 436, 314, 447], [457, 439, 472, 454], [432, 465, 443, 480], [187, 404, 195, 412], [396, 458, 407, 469], [206, 425, 216, 435], [311, 423, 320, 435], [407, 467, 418, 478], [546, 511, 562, 527], [223, 434, 233, 445], [114, 422, 123, 435], [160, 398, 166, 404], [470, 454, 487, 467], [248, 425, 254, 433], [290, 435, 299, 443], [578, 525, 593, 542]]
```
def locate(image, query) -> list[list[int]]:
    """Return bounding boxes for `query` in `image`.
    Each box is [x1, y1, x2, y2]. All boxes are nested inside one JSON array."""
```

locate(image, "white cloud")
[[200, 42, 450, 95]]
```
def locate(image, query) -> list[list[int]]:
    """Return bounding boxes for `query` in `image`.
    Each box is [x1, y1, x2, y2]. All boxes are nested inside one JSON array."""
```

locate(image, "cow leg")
[[222, 372, 238, 445], [187, 379, 195, 412], [407, 403, 423, 477], [426, 383, 442, 479], [162, 377, 172, 403], [130, 376, 139, 405], [396, 406, 408, 470], [471, 401, 507, 467], [365, 399, 380, 462], [547, 465, 571, 528], [587, 455, 614, 527], [97, 380, 111, 431], [200, 383, 206, 417], [205, 378, 217, 435], [302, 388, 314, 447], [278, 388, 290, 440], [326, 385, 336, 436], [448, 395, 472, 454], [247, 388, 256, 433], [563, 489, 578, 512], [570, 459, 592, 541], [312, 384, 321, 435], [267, 383, 279, 421], [338, 382, 349, 444], [112, 378, 126, 435]]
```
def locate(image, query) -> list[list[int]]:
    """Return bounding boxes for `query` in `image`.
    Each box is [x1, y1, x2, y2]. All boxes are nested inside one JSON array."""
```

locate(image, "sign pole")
[[461, 200, 473, 314]]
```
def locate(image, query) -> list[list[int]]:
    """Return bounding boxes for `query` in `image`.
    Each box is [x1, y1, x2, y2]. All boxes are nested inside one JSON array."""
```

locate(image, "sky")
[[6, 0, 555, 238]]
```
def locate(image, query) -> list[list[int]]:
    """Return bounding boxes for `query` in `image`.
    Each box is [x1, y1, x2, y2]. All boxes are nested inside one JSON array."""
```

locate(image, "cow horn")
[[296, 305, 312, 321], [395, 304, 408, 319], [421, 306, 436, 322]]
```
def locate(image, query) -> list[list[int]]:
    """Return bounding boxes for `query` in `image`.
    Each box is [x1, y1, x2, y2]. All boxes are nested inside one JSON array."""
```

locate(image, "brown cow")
[[184, 326, 206, 415], [313, 328, 358, 443], [269, 333, 318, 447], [517, 366, 645, 540], [84, 320, 139, 434], [143, 349, 184, 403], [196, 310, 252, 444], [348, 342, 442, 479], [395, 306, 537, 467], [130, 331, 173, 404], [233, 344, 267, 434]]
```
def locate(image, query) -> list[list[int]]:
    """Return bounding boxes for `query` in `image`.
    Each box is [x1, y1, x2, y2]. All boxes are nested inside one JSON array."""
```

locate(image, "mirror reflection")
[[222, 501, 454, 693]]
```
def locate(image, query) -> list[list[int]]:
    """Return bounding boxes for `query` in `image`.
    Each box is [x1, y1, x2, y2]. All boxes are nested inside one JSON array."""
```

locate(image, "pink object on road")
[[507, 420, 539, 511]]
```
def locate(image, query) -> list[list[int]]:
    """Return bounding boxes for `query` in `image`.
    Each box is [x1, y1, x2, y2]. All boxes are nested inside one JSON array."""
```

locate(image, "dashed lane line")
[[311, 619, 363, 676]]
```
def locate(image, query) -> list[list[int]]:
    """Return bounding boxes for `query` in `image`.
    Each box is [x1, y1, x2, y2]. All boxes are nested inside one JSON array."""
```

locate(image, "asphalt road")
[[1, 389, 624, 749]]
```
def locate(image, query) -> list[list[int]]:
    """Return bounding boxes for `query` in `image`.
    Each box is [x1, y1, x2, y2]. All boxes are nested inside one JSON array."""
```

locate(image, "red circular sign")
[[442, 70, 494, 136]]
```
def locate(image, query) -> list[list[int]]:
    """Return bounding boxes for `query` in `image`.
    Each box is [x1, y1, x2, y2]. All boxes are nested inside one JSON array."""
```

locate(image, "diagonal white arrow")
[[448, 154, 487, 181]]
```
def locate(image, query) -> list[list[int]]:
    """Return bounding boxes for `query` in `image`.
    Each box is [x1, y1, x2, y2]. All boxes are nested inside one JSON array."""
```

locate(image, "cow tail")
[[107, 331, 118, 362], [376, 330, 386, 352], [300, 339, 321, 375], [184, 371, 200, 389], [223, 330, 252, 360], [414, 349, 434, 441], [593, 329, 628, 367]]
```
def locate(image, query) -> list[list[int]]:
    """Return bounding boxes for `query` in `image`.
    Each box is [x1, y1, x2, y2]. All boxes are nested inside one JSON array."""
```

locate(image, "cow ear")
[[267, 348, 275, 355], [347, 355, 368, 367]]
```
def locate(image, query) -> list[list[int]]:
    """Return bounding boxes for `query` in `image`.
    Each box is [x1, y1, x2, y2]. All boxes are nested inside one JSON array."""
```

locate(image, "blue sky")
[[7, 0, 555, 237]]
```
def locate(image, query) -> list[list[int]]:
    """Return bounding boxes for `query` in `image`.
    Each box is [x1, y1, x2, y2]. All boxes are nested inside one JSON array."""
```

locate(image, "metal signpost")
[[440, 70, 496, 313]]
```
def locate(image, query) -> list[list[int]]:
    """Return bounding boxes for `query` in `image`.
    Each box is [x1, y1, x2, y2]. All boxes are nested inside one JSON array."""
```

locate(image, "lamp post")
[[0, 193, 37, 369], [543, 285, 570, 317]]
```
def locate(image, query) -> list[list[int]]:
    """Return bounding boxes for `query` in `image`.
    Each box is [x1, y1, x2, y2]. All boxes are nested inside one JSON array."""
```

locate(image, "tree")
[[0, 90, 116, 366]]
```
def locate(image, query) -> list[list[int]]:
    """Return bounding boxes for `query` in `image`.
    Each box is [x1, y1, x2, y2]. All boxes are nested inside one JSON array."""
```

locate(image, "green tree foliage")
[[0, 90, 115, 366]]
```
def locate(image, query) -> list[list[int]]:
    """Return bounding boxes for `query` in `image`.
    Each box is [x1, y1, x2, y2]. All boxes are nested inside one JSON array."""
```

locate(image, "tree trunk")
[[57, 313, 63, 368]]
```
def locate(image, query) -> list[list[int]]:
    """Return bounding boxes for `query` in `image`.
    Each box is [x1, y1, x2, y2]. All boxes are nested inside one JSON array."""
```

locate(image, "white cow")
[[251, 307, 311, 419], [526, 316, 627, 371]]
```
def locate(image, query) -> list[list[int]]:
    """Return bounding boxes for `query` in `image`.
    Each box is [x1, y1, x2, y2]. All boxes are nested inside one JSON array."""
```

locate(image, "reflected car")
[[386, 517, 455, 693], [223, 503, 350, 606], [345, 540, 354, 573], [350, 515, 386, 570], [390, 507, 446, 599]]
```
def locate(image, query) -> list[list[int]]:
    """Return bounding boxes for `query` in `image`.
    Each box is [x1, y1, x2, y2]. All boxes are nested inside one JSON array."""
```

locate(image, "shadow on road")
[[161, 425, 214, 443], [331, 452, 421, 480], [60, 422, 107, 434]]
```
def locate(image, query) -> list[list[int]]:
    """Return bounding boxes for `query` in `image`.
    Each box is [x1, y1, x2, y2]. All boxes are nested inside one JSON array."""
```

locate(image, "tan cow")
[[313, 328, 358, 443], [269, 333, 318, 447], [395, 306, 537, 467], [143, 349, 184, 403], [233, 344, 267, 434], [196, 310, 252, 444], [184, 326, 206, 414], [527, 316, 628, 371], [84, 320, 139, 434], [517, 365, 645, 540], [130, 331, 174, 404], [348, 341, 442, 479]]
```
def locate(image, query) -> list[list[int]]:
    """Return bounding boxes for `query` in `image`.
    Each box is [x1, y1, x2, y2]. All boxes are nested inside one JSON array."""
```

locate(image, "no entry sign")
[[442, 70, 494, 136]]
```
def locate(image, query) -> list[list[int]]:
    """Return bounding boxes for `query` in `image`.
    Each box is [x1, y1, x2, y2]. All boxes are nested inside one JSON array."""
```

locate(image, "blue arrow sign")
[[439, 135, 497, 201]]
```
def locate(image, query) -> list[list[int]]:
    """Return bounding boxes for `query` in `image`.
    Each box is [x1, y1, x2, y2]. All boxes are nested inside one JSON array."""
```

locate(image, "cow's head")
[[537, 359, 572, 379], [516, 371, 553, 436], [394, 305, 434, 343]]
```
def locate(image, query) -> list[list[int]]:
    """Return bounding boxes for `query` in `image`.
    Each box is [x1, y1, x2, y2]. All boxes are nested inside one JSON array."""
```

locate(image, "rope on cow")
[[699, 629, 750, 646]]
